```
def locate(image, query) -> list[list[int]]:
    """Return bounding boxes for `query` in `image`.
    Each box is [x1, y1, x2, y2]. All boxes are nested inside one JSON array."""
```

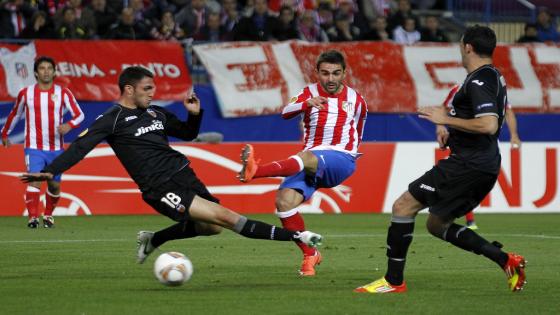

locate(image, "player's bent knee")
[[196, 222, 223, 236], [275, 190, 302, 211]]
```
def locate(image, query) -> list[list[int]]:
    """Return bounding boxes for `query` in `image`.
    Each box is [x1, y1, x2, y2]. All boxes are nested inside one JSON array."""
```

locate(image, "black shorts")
[[142, 166, 219, 222], [408, 157, 498, 219]]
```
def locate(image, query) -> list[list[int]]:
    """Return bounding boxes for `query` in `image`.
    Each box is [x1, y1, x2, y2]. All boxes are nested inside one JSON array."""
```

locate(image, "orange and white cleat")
[[503, 253, 526, 292], [299, 251, 322, 276], [238, 144, 258, 183], [354, 277, 407, 294]]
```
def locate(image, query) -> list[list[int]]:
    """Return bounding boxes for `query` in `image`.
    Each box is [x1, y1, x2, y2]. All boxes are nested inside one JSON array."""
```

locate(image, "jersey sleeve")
[[158, 106, 203, 141], [281, 87, 312, 119], [62, 88, 85, 128], [43, 111, 114, 176], [468, 70, 499, 118], [1, 88, 26, 139]]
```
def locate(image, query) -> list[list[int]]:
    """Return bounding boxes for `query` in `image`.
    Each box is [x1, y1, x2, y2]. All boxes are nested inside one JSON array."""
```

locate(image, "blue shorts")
[[24, 148, 64, 182], [279, 150, 356, 201]]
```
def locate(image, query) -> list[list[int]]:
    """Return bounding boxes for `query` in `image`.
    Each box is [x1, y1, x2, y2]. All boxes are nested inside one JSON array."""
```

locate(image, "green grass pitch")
[[0, 214, 558, 314]]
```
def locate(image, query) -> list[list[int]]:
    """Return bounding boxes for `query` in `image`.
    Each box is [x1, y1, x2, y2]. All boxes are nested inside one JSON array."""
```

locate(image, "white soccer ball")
[[153, 252, 193, 286]]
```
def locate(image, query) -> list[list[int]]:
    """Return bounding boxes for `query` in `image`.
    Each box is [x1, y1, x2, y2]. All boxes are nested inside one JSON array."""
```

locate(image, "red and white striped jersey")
[[1, 84, 84, 151], [282, 83, 367, 155]]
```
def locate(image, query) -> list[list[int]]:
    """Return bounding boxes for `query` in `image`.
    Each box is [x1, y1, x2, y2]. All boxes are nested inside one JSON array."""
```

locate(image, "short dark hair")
[[118, 66, 154, 93], [316, 50, 346, 71], [34, 56, 55, 73], [462, 25, 497, 57]]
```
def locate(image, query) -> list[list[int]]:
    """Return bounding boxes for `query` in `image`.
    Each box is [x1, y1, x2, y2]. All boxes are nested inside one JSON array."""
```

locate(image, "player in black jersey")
[[355, 26, 526, 294], [20, 66, 322, 266]]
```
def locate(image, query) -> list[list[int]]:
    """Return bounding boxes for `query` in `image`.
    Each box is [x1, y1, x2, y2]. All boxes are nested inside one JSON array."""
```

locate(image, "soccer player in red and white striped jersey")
[[238, 50, 367, 276], [1, 56, 84, 228]]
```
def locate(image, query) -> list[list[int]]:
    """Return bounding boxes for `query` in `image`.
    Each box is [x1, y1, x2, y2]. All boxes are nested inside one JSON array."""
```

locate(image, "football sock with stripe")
[[151, 220, 199, 248], [443, 223, 509, 267], [254, 155, 304, 178], [385, 216, 415, 286], [277, 209, 316, 256], [234, 216, 299, 241]]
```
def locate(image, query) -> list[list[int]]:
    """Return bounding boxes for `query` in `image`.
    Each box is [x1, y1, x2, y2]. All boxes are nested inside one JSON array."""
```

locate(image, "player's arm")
[[20, 113, 113, 182], [58, 88, 85, 135], [162, 93, 203, 141], [436, 85, 459, 149], [505, 106, 521, 148], [281, 88, 325, 119], [1, 89, 26, 147], [420, 72, 499, 135]]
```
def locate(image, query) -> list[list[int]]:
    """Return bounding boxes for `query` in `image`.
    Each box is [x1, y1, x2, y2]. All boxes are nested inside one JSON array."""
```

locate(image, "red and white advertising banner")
[[0, 40, 191, 101], [194, 41, 560, 117], [0, 142, 558, 217]]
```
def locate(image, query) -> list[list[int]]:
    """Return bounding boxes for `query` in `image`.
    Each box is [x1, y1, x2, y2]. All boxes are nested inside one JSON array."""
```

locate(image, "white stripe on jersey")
[[341, 88, 357, 150], [54, 85, 62, 150], [305, 84, 320, 149], [321, 97, 339, 145], [27, 85, 37, 149], [40, 90, 50, 150]]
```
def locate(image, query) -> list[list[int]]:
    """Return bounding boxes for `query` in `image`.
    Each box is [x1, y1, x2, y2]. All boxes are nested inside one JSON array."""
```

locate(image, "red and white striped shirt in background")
[[282, 83, 367, 156], [443, 84, 512, 110], [1, 84, 84, 151]]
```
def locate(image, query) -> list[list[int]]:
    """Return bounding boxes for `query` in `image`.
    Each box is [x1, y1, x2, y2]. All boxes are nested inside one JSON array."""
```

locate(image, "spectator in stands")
[[317, 1, 334, 31], [20, 11, 55, 39], [536, 8, 559, 42], [194, 11, 228, 41], [517, 23, 541, 43], [151, 10, 185, 41], [393, 16, 420, 44], [361, 15, 389, 41], [107, 7, 149, 39], [82, 0, 118, 38], [233, 0, 280, 41], [387, 0, 419, 33], [129, 0, 157, 27], [420, 15, 448, 42], [298, 9, 329, 42], [358, 0, 390, 22], [0, 0, 34, 39], [54, 0, 96, 38], [175, 0, 220, 38], [276, 5, 299, 41], [335, 0, 369, 35], [327, 12, 360, 42], [57, 7, 89, 39], [221, 0, 240, 35], [39, 0, 67, 17]]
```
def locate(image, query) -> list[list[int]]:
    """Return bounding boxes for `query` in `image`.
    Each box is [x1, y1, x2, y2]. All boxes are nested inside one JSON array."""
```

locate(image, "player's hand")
[[57, 123, 72, 135], [418, 106, 449, 125], [306, 96, 327, 110], [20, 172, 54, 183], [436, 124, 449, 149], [511, 135, 521, 149], [2, 137, 10, 148], [184, 89, 200, 115]]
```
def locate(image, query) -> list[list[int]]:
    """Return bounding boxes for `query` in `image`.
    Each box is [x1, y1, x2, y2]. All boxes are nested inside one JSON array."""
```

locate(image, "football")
[[153, 252, 193, 286]]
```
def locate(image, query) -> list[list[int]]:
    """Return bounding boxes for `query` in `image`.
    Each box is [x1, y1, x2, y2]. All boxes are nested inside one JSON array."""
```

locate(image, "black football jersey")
[[43, 104, 203, 192], [447, 64, 507, 174]]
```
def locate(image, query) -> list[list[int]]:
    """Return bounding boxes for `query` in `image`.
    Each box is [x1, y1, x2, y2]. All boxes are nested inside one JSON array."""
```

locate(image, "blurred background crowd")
[[1, 0, 559, 44]]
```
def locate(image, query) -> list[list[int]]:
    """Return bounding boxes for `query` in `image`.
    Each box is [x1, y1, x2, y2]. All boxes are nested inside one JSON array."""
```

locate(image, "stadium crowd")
[[1, 0, 558, 43]]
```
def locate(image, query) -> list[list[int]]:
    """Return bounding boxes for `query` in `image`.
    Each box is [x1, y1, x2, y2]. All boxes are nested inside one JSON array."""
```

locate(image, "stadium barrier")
[[2, 40, 560, 114], [1, 142, 558, 216]]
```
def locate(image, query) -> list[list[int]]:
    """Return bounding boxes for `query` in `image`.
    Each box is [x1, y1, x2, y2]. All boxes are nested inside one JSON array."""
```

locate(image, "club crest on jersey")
[[51, 94, 58, 103], [147, 109, 156, 118], [342, 101, 355, 113], [134, 120, 164, 137]]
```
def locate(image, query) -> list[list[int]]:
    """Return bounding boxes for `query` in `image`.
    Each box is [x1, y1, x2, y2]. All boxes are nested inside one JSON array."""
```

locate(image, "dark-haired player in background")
[[21, 66, 322, 266], [2, 56, 84, 228], [355, 25, 526, 294]]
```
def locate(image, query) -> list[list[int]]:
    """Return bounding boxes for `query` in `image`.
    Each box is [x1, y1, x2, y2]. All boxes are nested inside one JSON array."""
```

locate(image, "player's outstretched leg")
[[238, 144, 304, 183], [428, 214, 526, 292], [137, 220, 222, 264]]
